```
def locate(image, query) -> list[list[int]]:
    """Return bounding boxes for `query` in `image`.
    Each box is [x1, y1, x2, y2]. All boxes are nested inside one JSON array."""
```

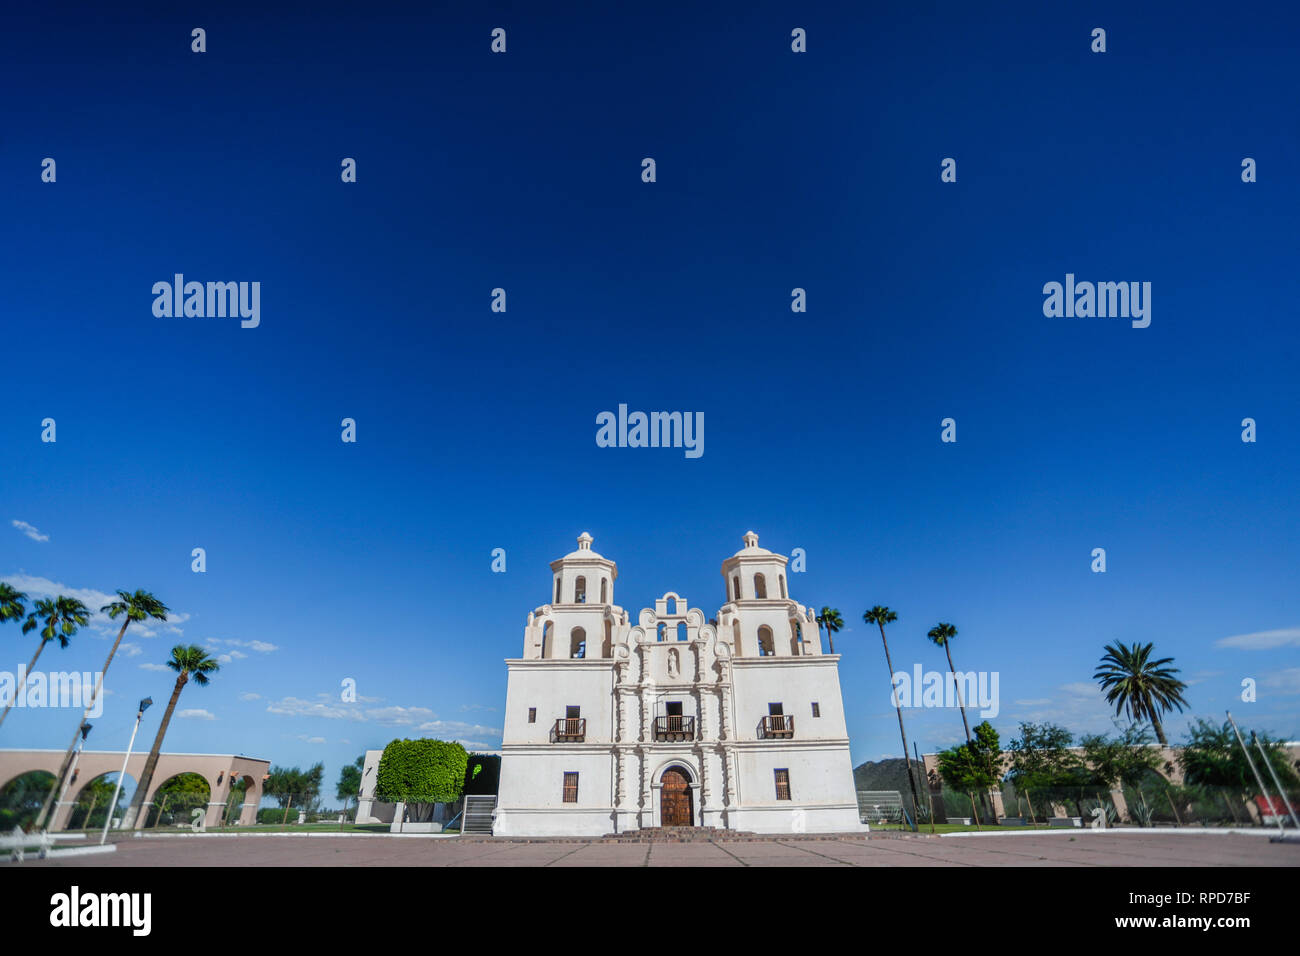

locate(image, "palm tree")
[[0, 596, 91, 730], [124, 644, 219, 829], [1093, 641, 1189, 747], [816, 607, 843, 654], [0, 582, 28, 625], [927, 622, 971, 744], [34, 589, 169, 830], [864, 605, 922, 825]]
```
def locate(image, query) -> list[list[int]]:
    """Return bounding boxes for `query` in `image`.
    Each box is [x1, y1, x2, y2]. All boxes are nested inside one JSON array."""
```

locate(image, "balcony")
[[654, 715, 696, 742], [551, 717, 586, 742], [759, 715, 794, 739]]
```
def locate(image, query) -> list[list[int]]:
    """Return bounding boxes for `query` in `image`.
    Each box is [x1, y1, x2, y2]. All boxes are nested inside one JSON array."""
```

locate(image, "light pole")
[[99, 697, 151, 846], [46, 721, 92, 834]]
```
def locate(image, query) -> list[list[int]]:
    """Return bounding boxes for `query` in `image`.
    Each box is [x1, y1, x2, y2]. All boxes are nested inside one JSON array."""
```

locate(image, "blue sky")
[[2, 0, 1298, 803]]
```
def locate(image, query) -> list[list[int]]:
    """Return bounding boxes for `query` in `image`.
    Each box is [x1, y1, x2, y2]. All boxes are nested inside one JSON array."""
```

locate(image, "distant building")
[[494, 532, 864, 836]]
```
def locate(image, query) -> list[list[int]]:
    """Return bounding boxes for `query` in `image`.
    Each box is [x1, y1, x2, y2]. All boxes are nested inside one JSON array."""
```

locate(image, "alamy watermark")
[[1042, 274, 1150, 328], [152, 274, 260, 328], [596, 404, 703, 459], [891, 665, 999, 718], [0, 666, 102, 717]]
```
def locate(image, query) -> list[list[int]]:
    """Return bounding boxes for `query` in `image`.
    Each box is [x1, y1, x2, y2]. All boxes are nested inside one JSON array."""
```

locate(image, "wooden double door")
[[660, 767, 694, 827]]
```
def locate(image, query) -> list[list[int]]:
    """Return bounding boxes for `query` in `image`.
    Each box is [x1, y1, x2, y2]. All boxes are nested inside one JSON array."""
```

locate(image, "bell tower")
[[525, 532, 620, 659]]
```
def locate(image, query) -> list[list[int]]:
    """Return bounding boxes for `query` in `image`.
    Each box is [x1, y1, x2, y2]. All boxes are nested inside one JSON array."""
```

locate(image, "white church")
[[493, 532, 865, 836]]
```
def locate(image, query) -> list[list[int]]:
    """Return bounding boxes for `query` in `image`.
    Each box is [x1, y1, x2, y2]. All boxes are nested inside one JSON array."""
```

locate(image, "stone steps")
[[461, 828, 877, 844]]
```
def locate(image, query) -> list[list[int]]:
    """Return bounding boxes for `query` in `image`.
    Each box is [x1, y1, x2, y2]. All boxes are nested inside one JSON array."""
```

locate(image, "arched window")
[[753, 574, 767, 599], [602, 620, 612, 657], [732, 619, 742, 656], [555, 578, 562, 604], [570, 627, 586, 659], [541, 622, 553, 659], [732, 576, 741, 601], [656, 622, 666, 642], [575, 576, 587, 604], [779, 574, 787, 599], [790, 621, 801, 656], [758, 625, 774, 656], [675, 622, 686, 642], [600, 578, 608, 604]]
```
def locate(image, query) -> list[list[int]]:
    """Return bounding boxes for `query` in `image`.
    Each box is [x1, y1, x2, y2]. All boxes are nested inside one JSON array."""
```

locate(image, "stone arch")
[[68, 770, 137, 831], [753, 573, 768, 599], [732, 619, 742, 656], [0, 769, 57, 831], [141, 771, 211, 830], [758, 625, 775, 656], [570, 627, 586, 659]]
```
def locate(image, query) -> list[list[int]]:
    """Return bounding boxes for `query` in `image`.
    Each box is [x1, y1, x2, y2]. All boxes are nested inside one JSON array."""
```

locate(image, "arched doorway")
[[660, 767, 694, 827]]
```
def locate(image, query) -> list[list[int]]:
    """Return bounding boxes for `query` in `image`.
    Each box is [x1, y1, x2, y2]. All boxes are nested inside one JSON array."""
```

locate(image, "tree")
[[926, 622, 970, 744], [863, 606, 921, 825], [375, 738, 468, 823], [35, 589, 169, 829], [0, 583, 27, 624], [816, 607, 843, 654], [1080, 723, 1164, 790], [1007, 722, 1088, 817], [0, 595, 91, 730], [936, 721, 1002, 796], [263, 764, 324, 823], [1093, 641, 1189, 746], [1179, 718, 1299, 792], [124, 644, 220, 828], [336, 755, 365, 818]]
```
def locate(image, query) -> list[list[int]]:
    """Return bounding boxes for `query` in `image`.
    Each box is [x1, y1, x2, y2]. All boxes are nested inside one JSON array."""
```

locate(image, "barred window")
[[563, 772, 579, 803], [774, 769, 791, 801]]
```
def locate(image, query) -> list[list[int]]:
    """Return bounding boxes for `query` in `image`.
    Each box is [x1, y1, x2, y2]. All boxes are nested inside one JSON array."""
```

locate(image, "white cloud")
[[2, 574, 115, 618], [1217, 628, 1300, 651], [415, 719, 503, 739], [266, 696, 357, 720], [140, 663, 169, 672], [296, 735, 327, 744], [239, 692, 262, 701], [178, 708, 215, 720], [1261, 669, 1300, 696], [207, 638, 278, 653], [11, 520, 49, 542], [120, 643, 143, 658], [366, 705, 436, 726]]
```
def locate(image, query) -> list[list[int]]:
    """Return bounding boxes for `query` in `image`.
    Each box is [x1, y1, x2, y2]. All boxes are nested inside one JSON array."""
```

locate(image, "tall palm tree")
[[0, 596, 91, 730], [927, 622, 971, 744], [1093, 641, 1189, 747], [125, 644, 220, 829], [34, 589, 169, 830], [816, 607, 843, 654], [864, 605, 922, 825]]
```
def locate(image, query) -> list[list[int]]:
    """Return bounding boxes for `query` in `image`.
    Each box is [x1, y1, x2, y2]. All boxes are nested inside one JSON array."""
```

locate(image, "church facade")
[[493, 532, 864, 836]]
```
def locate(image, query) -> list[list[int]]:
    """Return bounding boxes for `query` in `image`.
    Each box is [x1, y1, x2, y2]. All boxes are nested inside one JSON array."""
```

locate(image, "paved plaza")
[[14, 831, 1300, 867]]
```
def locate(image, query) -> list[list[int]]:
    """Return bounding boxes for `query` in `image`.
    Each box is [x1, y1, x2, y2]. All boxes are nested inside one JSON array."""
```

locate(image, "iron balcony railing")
[[551, 717, 586, 742], [654, 715, 697, 742], [759, 715, 794, 739]]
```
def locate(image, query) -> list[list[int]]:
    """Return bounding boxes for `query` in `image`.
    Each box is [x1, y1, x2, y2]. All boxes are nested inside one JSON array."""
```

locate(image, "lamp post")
[[99, 697, 151, 846], [46, 721, 92, 834]]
